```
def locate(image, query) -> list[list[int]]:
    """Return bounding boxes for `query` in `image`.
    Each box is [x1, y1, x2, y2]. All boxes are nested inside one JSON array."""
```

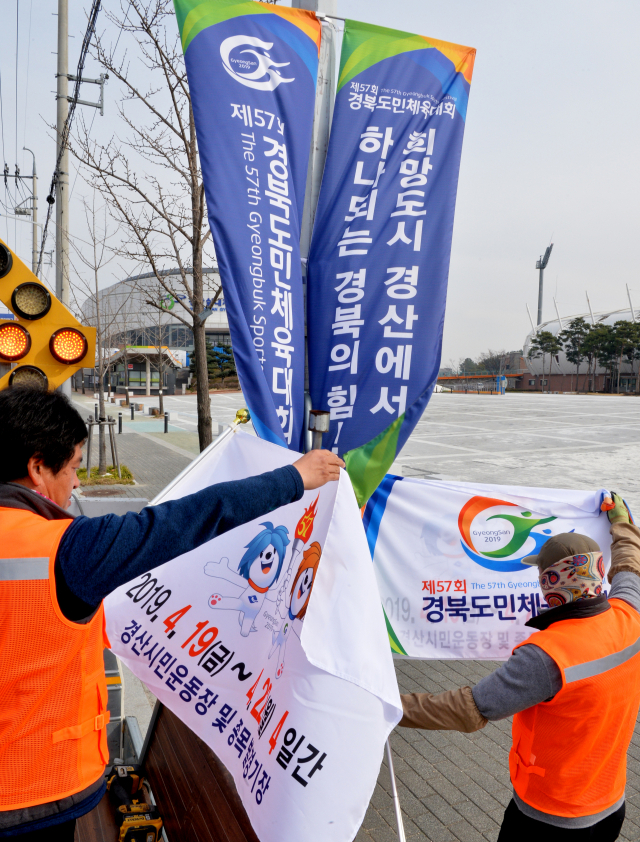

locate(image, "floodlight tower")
[[536, 242, 553, 325]]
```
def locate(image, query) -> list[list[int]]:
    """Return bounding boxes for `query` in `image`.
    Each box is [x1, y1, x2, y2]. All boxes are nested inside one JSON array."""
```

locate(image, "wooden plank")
[[144, 706, 259, 842], [75, 792, 118, 842]]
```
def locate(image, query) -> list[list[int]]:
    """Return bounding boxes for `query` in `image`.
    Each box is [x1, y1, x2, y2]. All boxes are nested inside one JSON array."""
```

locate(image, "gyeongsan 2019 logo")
[[458, 496, 556, 572], [220, 35, 294, 91]]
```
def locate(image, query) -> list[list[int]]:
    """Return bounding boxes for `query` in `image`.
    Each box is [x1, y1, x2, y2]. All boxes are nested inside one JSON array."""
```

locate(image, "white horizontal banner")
[[366, 476, 611, 660], [105, 430, 401, 842]]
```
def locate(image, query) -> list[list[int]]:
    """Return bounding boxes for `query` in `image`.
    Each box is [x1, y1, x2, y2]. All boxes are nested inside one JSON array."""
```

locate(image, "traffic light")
[[0, 239, 96, 391]]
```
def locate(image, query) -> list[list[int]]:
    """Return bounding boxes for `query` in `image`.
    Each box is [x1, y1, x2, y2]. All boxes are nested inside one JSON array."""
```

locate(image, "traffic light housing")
[[0, 239, 96, 391]]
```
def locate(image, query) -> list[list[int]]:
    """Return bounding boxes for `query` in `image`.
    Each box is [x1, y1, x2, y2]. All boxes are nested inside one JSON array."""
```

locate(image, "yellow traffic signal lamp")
[[0, 239, 96, 391]]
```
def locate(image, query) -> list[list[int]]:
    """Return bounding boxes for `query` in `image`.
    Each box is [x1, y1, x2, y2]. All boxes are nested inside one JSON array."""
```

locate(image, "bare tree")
[[71, 0, 218, 450], [69, 197, 124, 473]]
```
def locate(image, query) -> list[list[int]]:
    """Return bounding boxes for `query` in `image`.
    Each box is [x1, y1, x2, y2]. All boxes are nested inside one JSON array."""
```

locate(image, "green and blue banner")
[[363, 477, 611, 658], [175, 0, 321, 449], [307, 21, 475, 502]]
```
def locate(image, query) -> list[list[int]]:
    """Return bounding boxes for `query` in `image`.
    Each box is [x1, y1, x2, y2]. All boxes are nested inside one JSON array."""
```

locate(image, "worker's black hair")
[[0, 387, 87, 481]]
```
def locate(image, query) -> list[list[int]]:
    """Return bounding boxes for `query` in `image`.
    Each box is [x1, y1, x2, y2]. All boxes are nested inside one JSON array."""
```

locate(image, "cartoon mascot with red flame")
[[269, 497, 323, 679]]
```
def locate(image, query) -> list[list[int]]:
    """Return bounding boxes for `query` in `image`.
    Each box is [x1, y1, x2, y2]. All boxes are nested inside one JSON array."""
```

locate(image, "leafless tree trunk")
[[69, 198, 122, 473], [70, 0, 219, 451]]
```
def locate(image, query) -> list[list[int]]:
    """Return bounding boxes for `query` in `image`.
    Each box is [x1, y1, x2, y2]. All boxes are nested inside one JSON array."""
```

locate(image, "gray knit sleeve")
[[609, 571, 640, 613], [471, 643, 562, 721]]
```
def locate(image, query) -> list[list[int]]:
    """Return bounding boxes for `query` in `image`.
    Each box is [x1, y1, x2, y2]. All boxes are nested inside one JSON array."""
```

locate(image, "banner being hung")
[[364, 476, 612, 660], [307, 21, 476, 504], [105, 431, 401, 842], [175, 0, 321, 450]]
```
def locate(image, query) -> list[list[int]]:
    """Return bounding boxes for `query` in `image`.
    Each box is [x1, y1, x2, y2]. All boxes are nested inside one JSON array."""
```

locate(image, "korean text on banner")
[[175, 0, 321, 450], [364, 476, 612, 659], [307, 21, 476, 503], [104, 430, 401, 842]]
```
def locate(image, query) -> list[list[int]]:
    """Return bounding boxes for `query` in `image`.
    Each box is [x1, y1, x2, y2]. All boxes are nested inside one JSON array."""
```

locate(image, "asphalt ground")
[[72, 390, 640, 840]]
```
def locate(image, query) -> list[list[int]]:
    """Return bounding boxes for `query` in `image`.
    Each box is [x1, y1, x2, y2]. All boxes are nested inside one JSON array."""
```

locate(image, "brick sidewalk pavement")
[[358, 658, 640, 842], [77, 429, 194, 501]]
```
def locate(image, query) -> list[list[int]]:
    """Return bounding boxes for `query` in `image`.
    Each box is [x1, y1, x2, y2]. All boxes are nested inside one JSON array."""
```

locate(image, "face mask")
[[539, 552, 605, 608]]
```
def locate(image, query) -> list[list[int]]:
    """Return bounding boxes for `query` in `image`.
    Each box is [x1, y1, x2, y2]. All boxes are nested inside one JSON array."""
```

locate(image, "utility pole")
[[56, 0, 71, 394], [4, 156, 38, 275], [23, 148, 38, 276], [535, 241, 553, 325]]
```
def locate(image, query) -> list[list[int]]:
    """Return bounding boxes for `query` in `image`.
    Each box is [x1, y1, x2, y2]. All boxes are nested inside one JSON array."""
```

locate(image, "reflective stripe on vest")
[[0, 507, 110, 811], [565, 633, 640, 683], [0, 557, 49, 581]]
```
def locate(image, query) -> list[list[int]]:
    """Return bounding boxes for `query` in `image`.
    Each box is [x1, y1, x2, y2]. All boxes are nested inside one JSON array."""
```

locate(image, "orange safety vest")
[[0, 506, 110, 812], [510, 598, 640, 818]]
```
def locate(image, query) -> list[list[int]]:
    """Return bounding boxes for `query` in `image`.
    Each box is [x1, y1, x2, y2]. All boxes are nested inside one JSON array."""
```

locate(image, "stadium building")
[[522, 307, 639, 392], [77, 267, 228, 395]]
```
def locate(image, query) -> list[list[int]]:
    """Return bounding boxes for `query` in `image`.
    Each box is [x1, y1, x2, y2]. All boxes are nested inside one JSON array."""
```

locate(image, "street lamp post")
[[536, 242, 554, 325]]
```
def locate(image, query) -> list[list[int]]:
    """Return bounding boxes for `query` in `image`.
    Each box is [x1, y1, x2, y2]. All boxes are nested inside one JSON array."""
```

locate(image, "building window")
[[207, 332, 232, 347], [542, 380, 548, 385], [529, 379, 535, 385]]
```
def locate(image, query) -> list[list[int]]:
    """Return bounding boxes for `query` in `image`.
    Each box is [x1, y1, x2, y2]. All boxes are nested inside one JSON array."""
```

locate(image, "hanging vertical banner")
[[364, 476, 612, 659], [175, 0, 321, 450], [307, 21, 475, 501]]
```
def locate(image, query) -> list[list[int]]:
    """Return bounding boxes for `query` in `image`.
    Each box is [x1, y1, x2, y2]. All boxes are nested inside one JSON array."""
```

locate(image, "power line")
[[14, 0, 19, 251], [15, 0, 19, 165], [0, 68, 5, 167], [0, 62, 6, 244], [21, 0, 33, 155], [37, 0, 102, 276]]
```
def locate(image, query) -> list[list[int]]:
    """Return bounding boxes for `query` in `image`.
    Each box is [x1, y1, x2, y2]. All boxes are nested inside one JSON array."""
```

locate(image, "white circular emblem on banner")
[[220, 35, 294, 91]]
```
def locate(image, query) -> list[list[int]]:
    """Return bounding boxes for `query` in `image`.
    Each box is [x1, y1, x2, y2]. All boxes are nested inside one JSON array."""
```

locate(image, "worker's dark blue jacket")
[[0, 465, 303, 837]]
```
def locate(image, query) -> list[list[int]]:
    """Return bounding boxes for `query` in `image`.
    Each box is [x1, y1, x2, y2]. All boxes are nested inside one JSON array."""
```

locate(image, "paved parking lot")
[[74, 390, 640, 840]]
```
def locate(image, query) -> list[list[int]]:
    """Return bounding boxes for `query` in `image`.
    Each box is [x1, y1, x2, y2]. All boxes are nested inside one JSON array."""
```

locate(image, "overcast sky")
[[2, 0, 639, 362]]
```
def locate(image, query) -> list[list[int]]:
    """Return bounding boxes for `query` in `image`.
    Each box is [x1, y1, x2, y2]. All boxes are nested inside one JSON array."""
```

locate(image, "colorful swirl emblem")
[[458, 496, 556, 573]]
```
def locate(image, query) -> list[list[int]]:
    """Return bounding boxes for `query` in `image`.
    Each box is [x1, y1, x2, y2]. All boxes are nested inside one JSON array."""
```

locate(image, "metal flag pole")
[[308, 411, 408, 840], [386, 740, 407, 842], [295, 5, 409, 838]]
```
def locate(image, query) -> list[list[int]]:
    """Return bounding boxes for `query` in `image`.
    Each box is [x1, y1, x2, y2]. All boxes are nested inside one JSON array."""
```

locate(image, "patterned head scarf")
[[539, 552, 605, 608]]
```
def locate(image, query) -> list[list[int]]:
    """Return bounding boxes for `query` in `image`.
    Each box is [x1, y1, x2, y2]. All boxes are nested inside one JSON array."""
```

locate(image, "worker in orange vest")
[[399, 494, 640, 840], [0, 387, 343, 841]]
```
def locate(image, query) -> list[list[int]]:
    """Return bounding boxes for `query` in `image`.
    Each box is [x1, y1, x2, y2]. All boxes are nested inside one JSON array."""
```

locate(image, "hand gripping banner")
[[175, 0, 321, 450], [364, 476, 613, 659], [105, 431, 401, 842], [307, 21, 475, 502]]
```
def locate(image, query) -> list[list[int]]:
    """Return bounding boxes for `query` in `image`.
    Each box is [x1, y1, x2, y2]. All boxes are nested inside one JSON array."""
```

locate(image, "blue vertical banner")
[[307, 21, 475, 503], [175, 0, 321, 449]]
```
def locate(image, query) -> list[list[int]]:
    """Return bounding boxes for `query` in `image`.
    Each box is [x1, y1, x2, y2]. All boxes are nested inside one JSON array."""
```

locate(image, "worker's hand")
[[606, 492, 633, 525], [292, 450, 345, 490]]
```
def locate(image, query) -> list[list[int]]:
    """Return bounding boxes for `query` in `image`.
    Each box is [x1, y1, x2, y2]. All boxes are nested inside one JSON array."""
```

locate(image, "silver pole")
[[537, 265, 544, 325], [85, 418, 93, 480], [526, 303, 536, 335], [385, 740, 407, 842], [294, 3, 336, 447], [627, 284, 636, 322], [56, 0, 71, 395], [553, 297, 563, 331], [586, 292, 595, 325], [298, 16, 336, 261]]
